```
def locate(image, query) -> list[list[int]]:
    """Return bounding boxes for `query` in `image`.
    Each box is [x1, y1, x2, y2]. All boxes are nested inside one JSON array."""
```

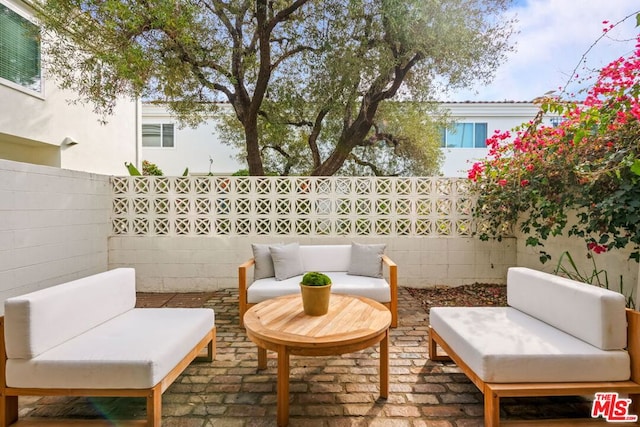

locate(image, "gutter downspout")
[[135, 98, 142, 169]]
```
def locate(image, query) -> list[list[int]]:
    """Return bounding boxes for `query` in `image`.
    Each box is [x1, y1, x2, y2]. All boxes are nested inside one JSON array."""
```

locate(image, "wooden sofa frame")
[[239, 254, 398, 328], [428, 309, 640, 426], [0, 317, 216, 427]]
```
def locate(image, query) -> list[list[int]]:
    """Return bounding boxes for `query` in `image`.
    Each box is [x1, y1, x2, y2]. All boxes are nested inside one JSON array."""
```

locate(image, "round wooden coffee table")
[[243, 293, 391, 427]]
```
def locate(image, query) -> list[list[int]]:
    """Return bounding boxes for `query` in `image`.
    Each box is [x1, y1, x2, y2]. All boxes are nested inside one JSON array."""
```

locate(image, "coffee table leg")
[[380, 329, 389, 398], [277, 345, 290, 427], [258, 347, 267, 370]]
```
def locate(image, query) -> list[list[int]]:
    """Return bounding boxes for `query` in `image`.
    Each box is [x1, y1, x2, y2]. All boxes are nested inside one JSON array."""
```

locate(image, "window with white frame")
[[0, 2, 41, 93], [142, 124, 175, 148], [441, 122, 488, 148]]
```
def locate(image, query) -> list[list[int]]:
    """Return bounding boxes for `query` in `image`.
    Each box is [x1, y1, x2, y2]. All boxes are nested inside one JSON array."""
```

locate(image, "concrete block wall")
[[108, 235, 516, 292], [0, 160, 111, 311]]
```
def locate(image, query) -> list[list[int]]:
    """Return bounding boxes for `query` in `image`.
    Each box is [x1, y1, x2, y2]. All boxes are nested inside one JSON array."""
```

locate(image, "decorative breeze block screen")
[[110, 177, 475, 237]]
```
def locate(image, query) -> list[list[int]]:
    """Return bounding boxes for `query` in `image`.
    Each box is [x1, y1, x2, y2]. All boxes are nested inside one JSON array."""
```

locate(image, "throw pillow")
[[269, 243, 305, 281], [252, 243, 281, 280], [348, 242, 386, 278]]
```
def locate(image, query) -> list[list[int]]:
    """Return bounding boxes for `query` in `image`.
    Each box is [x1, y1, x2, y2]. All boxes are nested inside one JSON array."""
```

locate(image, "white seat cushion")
[[430, 306, 630, 383], [6, 308, 214, 389], [247, 272, 390, 304]]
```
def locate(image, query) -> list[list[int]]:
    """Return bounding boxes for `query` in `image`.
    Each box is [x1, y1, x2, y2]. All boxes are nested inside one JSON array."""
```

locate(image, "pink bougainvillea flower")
[[468, 33, 640, 262], [587, 242, 607, 254], [468, 162, 485, 181]]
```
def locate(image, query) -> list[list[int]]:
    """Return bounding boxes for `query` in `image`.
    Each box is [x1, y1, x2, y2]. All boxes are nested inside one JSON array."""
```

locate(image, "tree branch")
[[364, 130, 406, 155], [262, 144, 294, 175], [257, 110, 313, 127], [266, 0, 311, 33], [271, 45, 316, 70], [308, 104, 331, 168], [348, 153, 388, 177]]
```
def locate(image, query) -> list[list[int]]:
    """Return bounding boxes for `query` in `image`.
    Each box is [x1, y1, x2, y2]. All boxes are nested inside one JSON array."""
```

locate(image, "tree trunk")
[[244, 116, 265, 176], [312, 106, 377, 176]]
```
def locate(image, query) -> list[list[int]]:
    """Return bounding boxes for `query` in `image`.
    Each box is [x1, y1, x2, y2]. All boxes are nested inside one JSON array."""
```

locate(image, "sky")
[[448, 0, 640, 102]]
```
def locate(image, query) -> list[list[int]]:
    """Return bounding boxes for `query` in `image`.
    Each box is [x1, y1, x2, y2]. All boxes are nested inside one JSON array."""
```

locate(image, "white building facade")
[[141, 103, 245, 176], [0, 0, 138, 176], [142, 101, 548, 177], [439, 102, 543, 177]]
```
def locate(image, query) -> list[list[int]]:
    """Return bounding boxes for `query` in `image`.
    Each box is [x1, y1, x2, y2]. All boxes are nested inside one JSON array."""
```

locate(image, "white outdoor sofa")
[[0, 268, 216, 426], [239, 243, 398, 327], [428, 267, 640, 426]]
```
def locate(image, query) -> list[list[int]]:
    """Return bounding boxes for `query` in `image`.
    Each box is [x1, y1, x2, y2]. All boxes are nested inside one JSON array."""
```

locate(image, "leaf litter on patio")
[[406, 283, 507, 313]]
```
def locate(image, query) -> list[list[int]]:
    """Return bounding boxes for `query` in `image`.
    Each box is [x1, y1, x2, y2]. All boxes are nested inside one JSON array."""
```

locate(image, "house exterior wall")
[[0, 0, 139, 176], [141, 102, 546, 177], [439, 102, 542, 177], [0, 160, 111, 313], [141, 103, 245, 176]]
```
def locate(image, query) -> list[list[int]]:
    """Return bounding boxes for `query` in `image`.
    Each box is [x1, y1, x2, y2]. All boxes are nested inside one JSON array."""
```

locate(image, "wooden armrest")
[[238, 258, 255, 294], [381, 255, 396, 268], [381, 255, 398, 328], [239, 258, 256, 270], [238, 258, 255, 327]]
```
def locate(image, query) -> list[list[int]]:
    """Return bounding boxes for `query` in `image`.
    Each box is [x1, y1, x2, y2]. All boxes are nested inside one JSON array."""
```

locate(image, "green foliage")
[[301, 272, 332, 287], [35, 0, 515, 176], [222, 101, 445, 176], [469, 34, 640, 262], [142, 160, 164, 176], [124, 162, 141, 176]]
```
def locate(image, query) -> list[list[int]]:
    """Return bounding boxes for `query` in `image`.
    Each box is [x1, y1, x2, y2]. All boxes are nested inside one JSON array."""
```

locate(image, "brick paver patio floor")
[[18, 287, 592, 426]]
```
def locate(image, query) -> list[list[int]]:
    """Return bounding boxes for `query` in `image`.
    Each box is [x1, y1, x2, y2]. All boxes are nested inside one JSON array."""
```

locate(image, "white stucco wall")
[[141, 104, 245, 176], [0, 82, 139, 176], [0, 160, 111, 312], [0, 0, 139, 176]]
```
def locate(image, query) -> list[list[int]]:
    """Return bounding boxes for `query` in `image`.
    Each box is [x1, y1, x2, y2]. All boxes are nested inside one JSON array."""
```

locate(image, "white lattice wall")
[[110, 177, 474, 237], [108, 176, 516, 291]]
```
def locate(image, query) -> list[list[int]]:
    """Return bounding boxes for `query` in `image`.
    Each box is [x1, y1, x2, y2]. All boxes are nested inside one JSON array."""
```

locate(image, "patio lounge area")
[[16, 287, 592, 426]]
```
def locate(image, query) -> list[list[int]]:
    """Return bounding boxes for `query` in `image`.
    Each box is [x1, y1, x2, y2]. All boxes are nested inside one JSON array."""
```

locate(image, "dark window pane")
[[162, 124, 174, 147], [474, 123, 488, 148]]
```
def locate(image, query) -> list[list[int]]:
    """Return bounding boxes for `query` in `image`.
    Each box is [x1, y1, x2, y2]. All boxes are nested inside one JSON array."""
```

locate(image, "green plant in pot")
[[300, 272, 332, 316]]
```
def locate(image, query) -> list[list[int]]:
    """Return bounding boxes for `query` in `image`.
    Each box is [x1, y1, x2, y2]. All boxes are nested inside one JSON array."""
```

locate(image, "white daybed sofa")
[[239, 243, 398, 327], [428, 267, 640, 426], [0, 268, 216, 426]]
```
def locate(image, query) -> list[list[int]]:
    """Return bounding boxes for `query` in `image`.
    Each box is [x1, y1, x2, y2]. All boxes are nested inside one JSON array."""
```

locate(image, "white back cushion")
[[4, 268, 136, 359], [300, 245, 351, 271], [507, 267, 627, 350]]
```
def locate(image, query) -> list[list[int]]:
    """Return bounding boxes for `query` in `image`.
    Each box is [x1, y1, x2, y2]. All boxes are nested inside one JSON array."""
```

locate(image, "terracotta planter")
[[299, 283, 332, 316]]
